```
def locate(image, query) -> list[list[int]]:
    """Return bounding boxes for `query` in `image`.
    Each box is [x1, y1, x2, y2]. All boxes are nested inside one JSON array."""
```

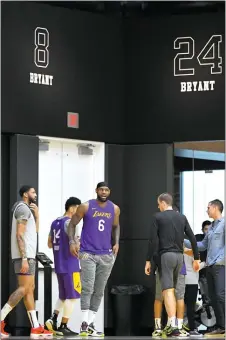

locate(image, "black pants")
[[206, 265, 225, 329], [184, 284, 198, 331]]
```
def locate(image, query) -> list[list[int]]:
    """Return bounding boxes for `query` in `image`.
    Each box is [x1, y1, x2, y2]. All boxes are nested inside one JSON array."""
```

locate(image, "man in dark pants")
[[195, 220, 211, 304], [145, 193, 199, 337], [184, 199, 225, 336]]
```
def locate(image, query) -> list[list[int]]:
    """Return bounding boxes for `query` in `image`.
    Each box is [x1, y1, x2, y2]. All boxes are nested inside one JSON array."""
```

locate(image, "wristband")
[[22, 257, 28, 261], [69, 240, 76, 245]]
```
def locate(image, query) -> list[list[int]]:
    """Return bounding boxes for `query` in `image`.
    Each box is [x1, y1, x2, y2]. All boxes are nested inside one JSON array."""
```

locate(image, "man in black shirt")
[[145, 193, 199, 337]]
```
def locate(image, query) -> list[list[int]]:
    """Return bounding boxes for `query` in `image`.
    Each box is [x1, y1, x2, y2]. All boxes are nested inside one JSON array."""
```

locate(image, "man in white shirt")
[[1, 185, 52, 338]]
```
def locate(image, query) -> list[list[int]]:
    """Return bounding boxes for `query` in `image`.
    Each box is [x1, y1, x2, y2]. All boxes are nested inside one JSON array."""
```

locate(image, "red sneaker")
[[1, 320, 10, 338], [30, 325, 53, 338]]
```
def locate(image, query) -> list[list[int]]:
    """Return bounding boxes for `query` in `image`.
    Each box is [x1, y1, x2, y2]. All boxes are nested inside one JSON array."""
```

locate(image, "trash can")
[[111, 284, 146, 336]]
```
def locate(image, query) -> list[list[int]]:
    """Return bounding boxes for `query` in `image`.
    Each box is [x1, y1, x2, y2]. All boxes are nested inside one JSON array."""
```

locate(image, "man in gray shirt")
[[1, 185, 53, 338], [184, 199, 225, 336]]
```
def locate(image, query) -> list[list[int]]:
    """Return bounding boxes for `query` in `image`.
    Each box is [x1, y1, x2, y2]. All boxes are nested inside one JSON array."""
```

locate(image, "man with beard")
[[1, 185, 52, 338], [68, 182, 120, 337]]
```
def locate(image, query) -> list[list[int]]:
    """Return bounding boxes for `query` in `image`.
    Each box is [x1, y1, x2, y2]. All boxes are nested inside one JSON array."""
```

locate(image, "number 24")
[[174, 35, 222, 76]]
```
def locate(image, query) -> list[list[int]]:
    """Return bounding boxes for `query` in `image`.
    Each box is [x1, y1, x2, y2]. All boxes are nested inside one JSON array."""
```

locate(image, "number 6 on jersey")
[[98, 219, 105, 231]]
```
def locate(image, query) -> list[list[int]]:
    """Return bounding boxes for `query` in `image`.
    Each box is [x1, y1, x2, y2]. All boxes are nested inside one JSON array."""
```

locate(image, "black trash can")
[[111, 284, 146, 336]]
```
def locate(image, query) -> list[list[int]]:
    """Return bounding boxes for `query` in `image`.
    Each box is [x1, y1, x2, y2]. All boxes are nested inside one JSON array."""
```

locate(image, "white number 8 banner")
[[34, 27, 49, 68]]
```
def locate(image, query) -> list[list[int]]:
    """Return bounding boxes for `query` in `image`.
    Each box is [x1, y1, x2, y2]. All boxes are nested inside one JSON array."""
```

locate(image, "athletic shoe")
[[178, 328, 189, 337], [30, 325, 53, 339], [183, 323, 190, 332], [1, 321, 10, 338], [189, 329, 203, 337], [45, 318, 63, 336], [88, 323, 104, 337], [57, 324, 79, 336], [80, 322, 89, 336], [152, 328, 162, 337], [167, 327, 181, 337], [205, 328, 225, 336], [162, 325, 171, 337]]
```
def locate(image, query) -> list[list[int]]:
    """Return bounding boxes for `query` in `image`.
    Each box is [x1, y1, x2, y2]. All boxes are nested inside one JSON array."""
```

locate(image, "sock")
[[1, 303, 12, 321], [51, 312, 58, 321], [88, 310, 97, 325], [54, 299, 64, 314], [169, 316, 176, 328], [60, 322, 67, 328], [177, 318, 183, 330], [27, 310, 39, 329], [63, 299, 76, 319], [167, 318, 171, 327], [155, 318, 161, 329], [81, 310, 89, 324]]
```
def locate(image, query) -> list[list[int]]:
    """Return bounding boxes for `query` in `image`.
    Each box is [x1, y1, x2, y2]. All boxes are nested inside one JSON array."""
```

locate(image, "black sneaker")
[[57, 324, 79, 336], [189, 329, 203, 337], [45, 318, 63, 336], [88, 323, 104, 337], [80, 322, 89, 336], [205, 328, 225, 336]]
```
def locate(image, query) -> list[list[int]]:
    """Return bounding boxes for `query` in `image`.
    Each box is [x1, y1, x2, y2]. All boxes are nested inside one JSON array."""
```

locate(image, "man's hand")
[[30, 203, 39, 218], [20, 259, 29, 274], [113, 243, 119, 256], [70, 242, 80, 257], [184, 247, 194, 257], [193, 259, 200, 272], [145, 261, 151, 276]]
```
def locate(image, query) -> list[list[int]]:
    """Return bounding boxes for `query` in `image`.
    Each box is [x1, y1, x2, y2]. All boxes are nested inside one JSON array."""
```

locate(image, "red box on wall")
[[67, 112, 79, 128]]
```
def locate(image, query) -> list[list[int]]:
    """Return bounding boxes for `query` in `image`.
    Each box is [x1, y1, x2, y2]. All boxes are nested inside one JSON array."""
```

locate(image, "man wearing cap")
[[68, 182, 120, 337]]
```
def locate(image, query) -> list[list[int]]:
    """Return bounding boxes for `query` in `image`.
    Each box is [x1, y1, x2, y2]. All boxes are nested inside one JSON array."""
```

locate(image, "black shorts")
[[159, 252, 183, 291]]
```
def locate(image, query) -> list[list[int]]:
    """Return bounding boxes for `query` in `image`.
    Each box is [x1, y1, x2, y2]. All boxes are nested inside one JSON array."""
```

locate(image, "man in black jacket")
[[145, 193, 199, 337]]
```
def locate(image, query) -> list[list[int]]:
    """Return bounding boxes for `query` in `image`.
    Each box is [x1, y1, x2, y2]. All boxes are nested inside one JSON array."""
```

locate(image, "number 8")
[[98, 220, 105, 232], [34, 27, 49, 68]]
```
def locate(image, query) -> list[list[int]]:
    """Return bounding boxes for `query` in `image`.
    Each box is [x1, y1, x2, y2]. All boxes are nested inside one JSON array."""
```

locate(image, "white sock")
[[177, 318, 183, 330], [81, 310, 89, 324], [1, 303, 12, 321], [168, 316, 176, 328], [88, 310, 97, 325], [27, 310, 39, 329], [167, 318, 171, 327], [155, 318, 161, 329], [54, 299, 64, 313], [63, 299, 76, 319]]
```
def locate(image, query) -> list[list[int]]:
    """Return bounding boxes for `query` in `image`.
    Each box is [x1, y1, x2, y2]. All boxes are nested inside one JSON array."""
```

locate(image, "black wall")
[[125, 12, 225, 143], [1, 134, 39, 333], [2, 2, 125, 143], [105, 144, 174, 331], [2, 3, 225, 144]]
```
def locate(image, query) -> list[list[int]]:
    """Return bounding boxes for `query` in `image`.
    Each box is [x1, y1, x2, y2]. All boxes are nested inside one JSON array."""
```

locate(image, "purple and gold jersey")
[[50, 216, 80, 274], [80, 199, 115, 255]]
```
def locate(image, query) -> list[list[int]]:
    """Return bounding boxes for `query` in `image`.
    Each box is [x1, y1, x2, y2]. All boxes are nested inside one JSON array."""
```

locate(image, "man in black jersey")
[[145, 193, 199, 337]]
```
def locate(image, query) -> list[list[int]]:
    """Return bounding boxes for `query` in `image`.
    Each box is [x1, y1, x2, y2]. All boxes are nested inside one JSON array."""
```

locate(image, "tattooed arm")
[[48, 231, 53, 249], [112, 205, 120, 255], [16, 220, 28, 259], [68, 203, 88, 256], [14, 204, 30, 259]]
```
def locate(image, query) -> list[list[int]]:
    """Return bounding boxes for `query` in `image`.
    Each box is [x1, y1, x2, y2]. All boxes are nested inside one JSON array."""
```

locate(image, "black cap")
[[96, 181, 109, 189]]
